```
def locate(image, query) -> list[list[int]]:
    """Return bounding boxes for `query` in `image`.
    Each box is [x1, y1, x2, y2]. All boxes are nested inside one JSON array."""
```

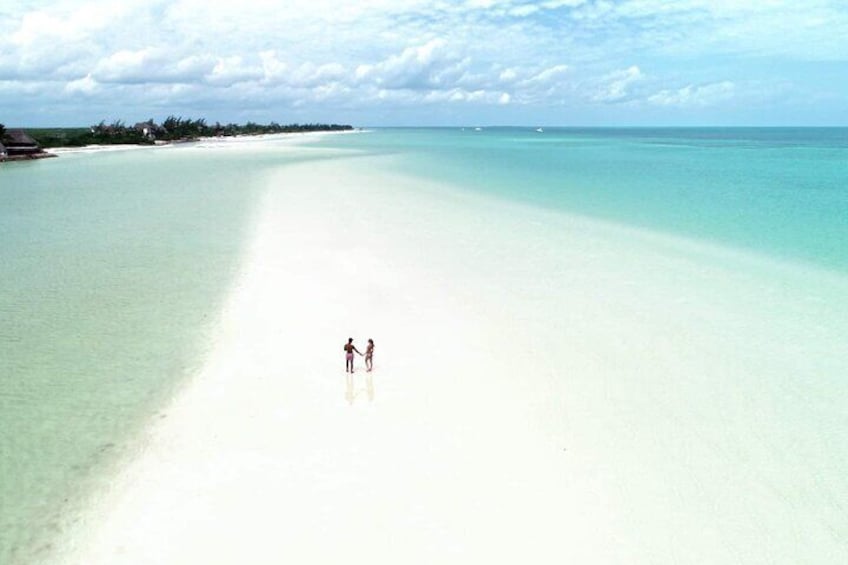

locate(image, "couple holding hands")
[[344, 338, 374, 373]]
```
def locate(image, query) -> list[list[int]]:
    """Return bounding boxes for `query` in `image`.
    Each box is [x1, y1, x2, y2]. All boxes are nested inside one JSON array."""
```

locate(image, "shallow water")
[[2, 129, 847, 562], [0, 142, 339, 562], [315, 127, 848, 273]]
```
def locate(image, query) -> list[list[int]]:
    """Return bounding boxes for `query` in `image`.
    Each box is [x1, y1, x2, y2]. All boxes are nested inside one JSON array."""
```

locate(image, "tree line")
[[16, 117, 354, 148]]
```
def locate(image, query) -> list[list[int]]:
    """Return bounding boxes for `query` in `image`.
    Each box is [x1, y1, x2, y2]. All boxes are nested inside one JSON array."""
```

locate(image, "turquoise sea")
[[1, 128, 847, 562], [314, 128, 848, 273]]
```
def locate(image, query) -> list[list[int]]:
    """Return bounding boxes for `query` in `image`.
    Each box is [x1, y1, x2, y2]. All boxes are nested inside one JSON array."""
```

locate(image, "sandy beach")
[[57, 153, 848, 564]]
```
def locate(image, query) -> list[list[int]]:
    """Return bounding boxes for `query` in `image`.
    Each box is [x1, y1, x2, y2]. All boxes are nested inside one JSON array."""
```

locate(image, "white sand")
[[60, 155, 848, 564], [46, 130, 360, 155], [191, 130, 362, 149], [47, 144, 166, 155]]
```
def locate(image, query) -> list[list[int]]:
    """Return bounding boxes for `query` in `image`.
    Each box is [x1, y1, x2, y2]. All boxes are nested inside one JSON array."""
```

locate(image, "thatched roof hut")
[[4, 129, 41, 153], [0, 129, 54, 161]]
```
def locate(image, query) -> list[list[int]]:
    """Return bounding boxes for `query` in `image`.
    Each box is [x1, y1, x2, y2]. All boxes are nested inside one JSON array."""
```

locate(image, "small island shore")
[[29, 118, 354, 150], [1, 118, 355, 163]]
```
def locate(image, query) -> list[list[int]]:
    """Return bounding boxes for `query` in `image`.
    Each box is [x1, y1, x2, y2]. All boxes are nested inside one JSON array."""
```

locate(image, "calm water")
[[316, 127, 848, 272], [1, 129, 846, 562], [0, 144, 318, 562]]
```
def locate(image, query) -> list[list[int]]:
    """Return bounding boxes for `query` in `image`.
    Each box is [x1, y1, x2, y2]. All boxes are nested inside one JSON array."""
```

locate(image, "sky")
[[2, 0, 848, 127]]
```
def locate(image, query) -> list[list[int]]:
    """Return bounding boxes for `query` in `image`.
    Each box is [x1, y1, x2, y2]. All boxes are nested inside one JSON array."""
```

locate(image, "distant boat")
[[536, 128, 544, 133], [474, 127, 482, 131]]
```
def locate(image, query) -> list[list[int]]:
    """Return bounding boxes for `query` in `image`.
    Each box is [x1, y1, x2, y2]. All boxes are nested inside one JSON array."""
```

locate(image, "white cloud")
[[462, 0, 585, 17], [64, 74, 99, 95], [499, 68, 519, 83], [647, 81, 735, 107], [311, 81, 352, 101], [259, 51, 289, 84], [1, 0, 846, 125], [464, 0, 505, 9], [92, 49, 215, 84], [422, 88, 501, 104], [509, 5, 540, 17], [503, 64, 571, 104], [206, 56, 263, 86], [11, 2, 129, 45], [591, 65, 644, 102], [525, 65, 570, 85], [288, 62, 347, 88], [541, 0, 587, 7], [354, 39, 469, 90]]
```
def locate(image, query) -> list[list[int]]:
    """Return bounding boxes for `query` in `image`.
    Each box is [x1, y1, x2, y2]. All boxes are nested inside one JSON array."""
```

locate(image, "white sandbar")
[[60, 155, 848, 564]]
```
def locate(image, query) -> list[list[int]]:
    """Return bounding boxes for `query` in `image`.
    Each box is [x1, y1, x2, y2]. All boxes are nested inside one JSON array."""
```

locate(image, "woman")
[[365, 339, 375, 372], [344, 338, 362, 373]]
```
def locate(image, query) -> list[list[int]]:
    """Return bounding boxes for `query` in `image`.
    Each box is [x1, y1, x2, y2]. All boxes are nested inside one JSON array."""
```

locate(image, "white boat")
[[536, 128, 544, 133]]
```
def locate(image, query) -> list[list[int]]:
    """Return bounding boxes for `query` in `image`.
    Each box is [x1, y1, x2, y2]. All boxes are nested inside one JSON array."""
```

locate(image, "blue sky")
[[2, 0, 848, 127]]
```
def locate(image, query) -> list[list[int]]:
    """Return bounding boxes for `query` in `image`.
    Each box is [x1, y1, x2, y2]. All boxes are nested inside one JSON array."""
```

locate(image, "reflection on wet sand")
[[345, 371, 374, 405]]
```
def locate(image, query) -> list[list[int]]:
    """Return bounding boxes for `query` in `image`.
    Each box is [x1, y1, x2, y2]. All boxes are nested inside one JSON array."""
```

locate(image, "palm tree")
[[0, 123, 6, 139]]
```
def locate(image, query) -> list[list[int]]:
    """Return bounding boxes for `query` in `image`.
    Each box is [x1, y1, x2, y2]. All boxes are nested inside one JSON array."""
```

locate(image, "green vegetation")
[[25, 127, 92, 148], [0, 123, 6, 139], [23, 117, 354, 148]]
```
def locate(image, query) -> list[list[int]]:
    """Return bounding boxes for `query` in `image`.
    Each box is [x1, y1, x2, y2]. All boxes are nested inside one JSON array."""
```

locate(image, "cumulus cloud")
[[206, 56, 264, 86], [426, 89, 485, 103], [11, 2, 129, 46], [499, 68, 519, 83], [355, 39, 469, 90], [541, 0, 587, 7], [509, 5, 540, 17], [258, 55, 349, 88], [522, 65, 570, 86], [591, 65, 644, 102], [462, 0, 586, 18], [311, 81, 352, 101], [1, 0, 845, 125], [64, 74, 99, 95], [91, 49, 214, 84], [499, 64, 572, 104], [647, 81, 735, 107], [289, 62, 347, 88], [258, 51, 289, 84]]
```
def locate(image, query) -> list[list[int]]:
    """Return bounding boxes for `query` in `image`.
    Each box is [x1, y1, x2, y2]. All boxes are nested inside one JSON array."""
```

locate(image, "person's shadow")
[[345, 371, 375, 405]]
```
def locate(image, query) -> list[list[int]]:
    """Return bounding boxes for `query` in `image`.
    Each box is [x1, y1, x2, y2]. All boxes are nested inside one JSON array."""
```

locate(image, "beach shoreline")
[[9, 128, 368, 162], [54, 151, 848, 564], [55, 155, 598, 564], [42, 129, 365, 156]]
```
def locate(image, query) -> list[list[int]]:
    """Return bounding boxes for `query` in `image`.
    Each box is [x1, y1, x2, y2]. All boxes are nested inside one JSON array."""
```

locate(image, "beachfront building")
[[3, 129, 43, 157], [133, 120, 165, 141]]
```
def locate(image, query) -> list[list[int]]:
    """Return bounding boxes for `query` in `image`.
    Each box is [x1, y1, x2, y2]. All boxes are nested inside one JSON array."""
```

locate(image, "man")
[[343, 338, 362, 373]]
